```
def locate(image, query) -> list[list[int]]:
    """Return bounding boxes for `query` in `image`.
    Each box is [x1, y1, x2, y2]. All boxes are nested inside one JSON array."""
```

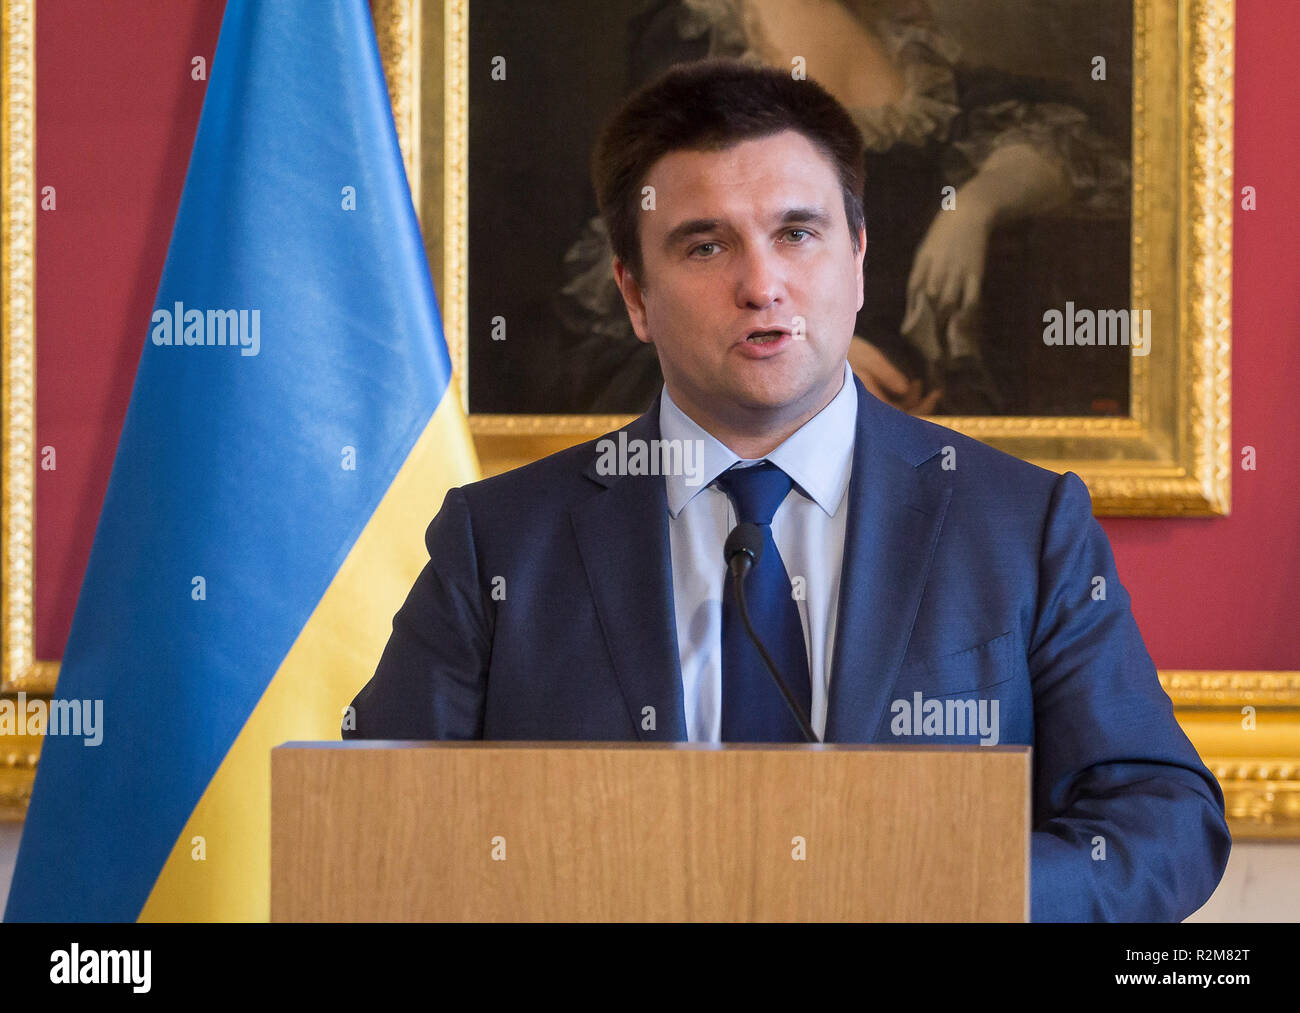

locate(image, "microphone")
[[723, 523, 819, 743]]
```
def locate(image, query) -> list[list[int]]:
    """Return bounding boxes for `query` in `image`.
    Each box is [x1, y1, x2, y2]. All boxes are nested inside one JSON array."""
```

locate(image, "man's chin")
[[721, 373, 819, 417]]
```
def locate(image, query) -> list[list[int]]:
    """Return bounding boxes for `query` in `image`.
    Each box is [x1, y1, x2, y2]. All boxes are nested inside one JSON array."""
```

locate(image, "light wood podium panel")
[[272, 741, 1031, 921]]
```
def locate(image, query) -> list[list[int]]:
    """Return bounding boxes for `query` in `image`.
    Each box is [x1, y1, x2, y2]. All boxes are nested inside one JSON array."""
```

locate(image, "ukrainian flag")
[[4, 0, 477, 921]]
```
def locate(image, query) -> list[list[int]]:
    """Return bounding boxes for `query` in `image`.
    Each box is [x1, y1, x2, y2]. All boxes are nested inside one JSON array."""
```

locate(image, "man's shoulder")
[[454, 428, 621, 515], [866, 393, 1064, 502]]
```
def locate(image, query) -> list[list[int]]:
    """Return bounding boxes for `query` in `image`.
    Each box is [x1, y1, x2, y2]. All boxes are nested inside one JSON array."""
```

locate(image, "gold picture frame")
[[4, 0, 1296, 843]]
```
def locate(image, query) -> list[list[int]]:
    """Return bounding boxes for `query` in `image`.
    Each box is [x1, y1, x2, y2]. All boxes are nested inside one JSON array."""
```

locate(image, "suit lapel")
[[567, 376, 951, 745], [570, 396, 689, 740], [824, 378, 953, 742]]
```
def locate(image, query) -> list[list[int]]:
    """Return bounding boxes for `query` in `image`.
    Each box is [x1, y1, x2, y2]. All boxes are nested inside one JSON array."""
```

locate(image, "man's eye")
[[688, 242, 718, 258], [785, 228, 811, 242]]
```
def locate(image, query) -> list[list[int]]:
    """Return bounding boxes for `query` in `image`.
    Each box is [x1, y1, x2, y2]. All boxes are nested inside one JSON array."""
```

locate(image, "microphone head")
[[724, 522, 764, 572]]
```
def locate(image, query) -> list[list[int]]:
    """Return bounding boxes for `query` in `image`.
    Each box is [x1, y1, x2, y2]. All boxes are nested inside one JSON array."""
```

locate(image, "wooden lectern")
[[271, 741, 1030, 921]]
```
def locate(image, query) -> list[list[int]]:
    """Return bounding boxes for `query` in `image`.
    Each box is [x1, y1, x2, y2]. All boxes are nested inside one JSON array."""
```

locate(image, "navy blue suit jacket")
[[345, 373, 1231, 921]]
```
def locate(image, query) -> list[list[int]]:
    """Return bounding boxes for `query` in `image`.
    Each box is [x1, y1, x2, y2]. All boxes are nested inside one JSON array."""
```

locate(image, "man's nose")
[[733, 243, 784, 309]]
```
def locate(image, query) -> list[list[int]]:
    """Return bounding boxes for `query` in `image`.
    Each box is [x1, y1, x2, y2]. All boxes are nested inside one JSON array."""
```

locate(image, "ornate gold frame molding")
[[0, 0, 37, 820], [3, 1, 1294, 843], [1162, 672, 1300, 838], [1, 0, 39, 699]]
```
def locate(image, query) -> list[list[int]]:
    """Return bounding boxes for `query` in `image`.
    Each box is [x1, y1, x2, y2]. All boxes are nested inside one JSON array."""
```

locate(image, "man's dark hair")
[[592, 58, 866, 286]]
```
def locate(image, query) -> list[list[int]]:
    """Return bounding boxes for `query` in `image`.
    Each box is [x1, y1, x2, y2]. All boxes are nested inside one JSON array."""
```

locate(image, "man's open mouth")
[[746, 330, 787, 344]]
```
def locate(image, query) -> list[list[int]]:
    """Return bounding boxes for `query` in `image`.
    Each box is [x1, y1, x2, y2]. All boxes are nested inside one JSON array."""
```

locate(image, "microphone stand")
[[728, 540, 821, 744]]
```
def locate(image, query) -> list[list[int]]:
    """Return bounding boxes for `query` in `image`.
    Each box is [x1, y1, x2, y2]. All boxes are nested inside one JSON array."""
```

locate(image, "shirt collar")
[[658, 359, 857, 518]]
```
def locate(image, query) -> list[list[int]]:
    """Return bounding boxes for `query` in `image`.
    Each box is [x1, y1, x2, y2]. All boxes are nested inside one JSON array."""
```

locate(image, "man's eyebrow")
[[778, 206, 833, 228], [662, 218, 724, 251]]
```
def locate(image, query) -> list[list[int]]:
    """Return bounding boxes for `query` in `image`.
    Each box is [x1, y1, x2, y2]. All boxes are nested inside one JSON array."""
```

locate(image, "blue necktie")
[[715, 461, 812, 742]]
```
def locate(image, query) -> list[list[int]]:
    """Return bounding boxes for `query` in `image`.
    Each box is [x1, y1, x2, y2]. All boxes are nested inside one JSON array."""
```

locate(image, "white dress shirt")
[[658, 360, 858, 741]]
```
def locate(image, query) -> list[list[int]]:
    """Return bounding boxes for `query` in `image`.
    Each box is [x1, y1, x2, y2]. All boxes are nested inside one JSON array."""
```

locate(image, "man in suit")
[[344, 59, 1230, 921]]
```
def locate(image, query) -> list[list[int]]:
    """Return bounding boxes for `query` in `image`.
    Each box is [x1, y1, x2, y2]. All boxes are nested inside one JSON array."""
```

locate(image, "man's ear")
[[612, 257, 652, 345]]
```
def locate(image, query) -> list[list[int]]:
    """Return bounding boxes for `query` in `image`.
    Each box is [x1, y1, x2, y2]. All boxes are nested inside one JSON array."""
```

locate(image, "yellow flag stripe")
[[139, 394, 479, 921]]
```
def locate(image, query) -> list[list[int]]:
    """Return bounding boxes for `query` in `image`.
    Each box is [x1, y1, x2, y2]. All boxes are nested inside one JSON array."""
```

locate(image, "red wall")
[[32, 0, 1300, 670], [1103, 2, 1300, 670], [35, 0, 224, 660]]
